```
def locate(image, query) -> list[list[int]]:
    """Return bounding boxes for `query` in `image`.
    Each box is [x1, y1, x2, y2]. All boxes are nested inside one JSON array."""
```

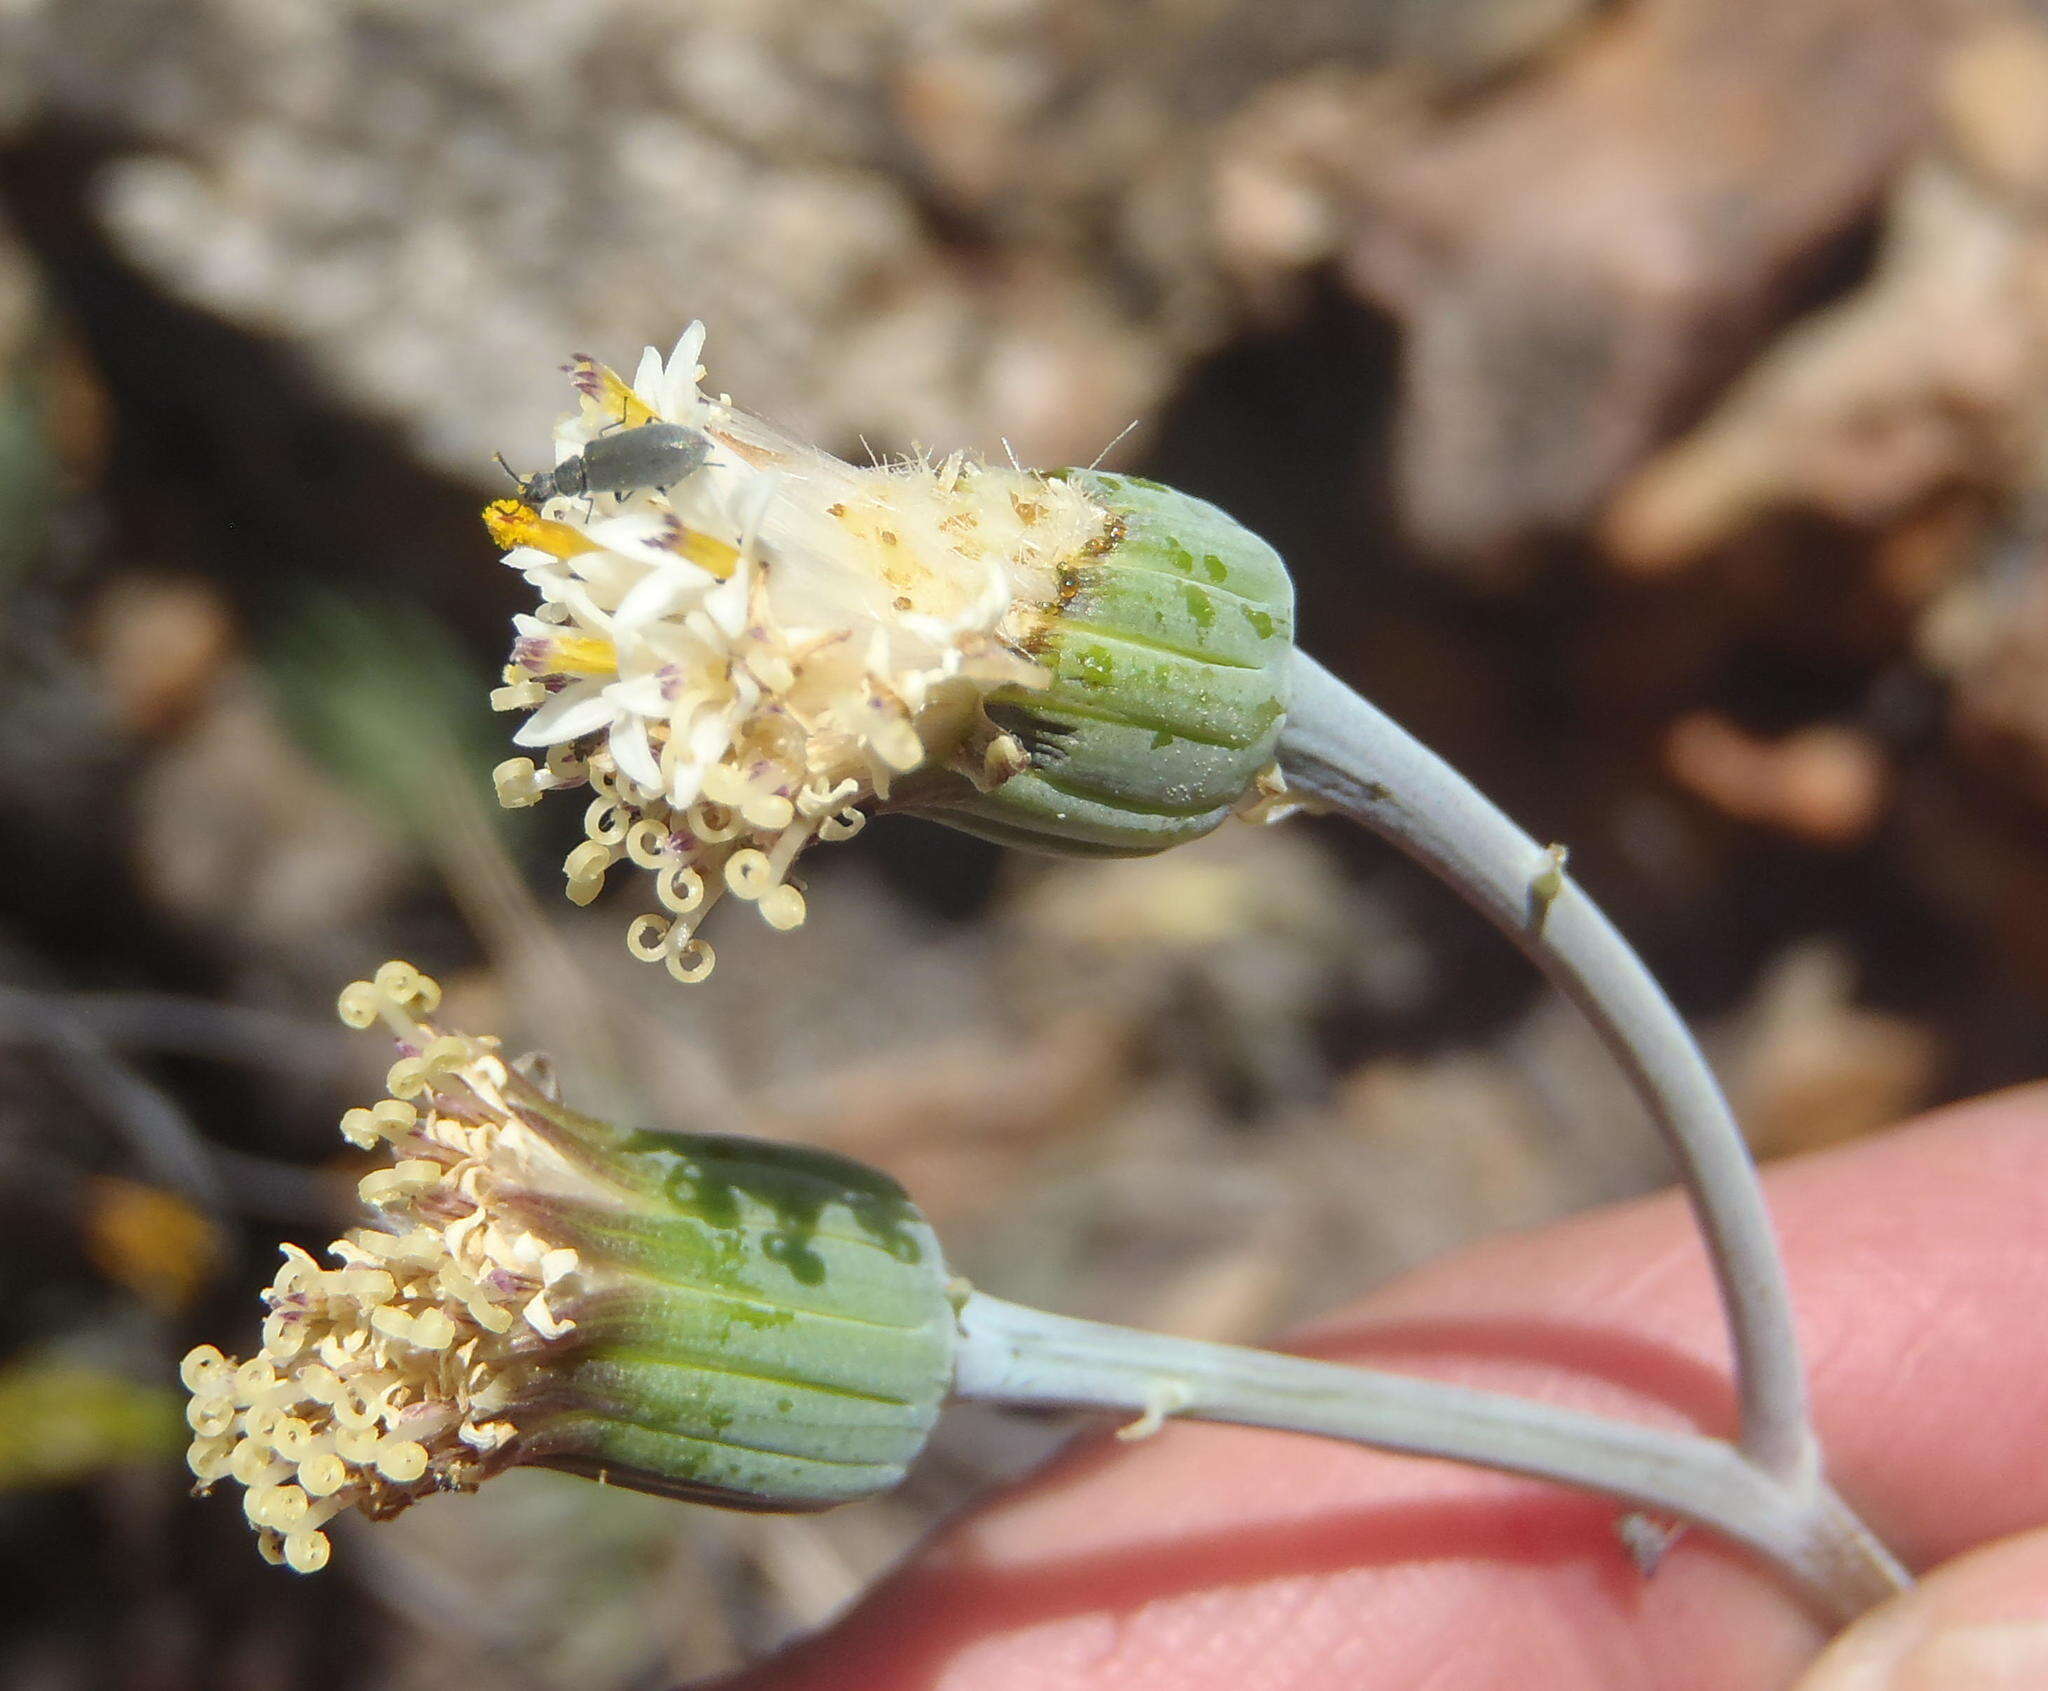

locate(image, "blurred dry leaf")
[[132, 670, 408, 953], [83, 574, 237, 738], [1946, 545, 2048, 815], [1338, 0, 1939, 557], [1608, 8, 2048, 569], [0, 0, 1602, 478], [1663, 712, 1891, 847], [758, 1011, 1131, 1227], [83, 1174, 223, 1313], [1725, 941, 1939, 1158], [1005, 825, 1385, 1104]]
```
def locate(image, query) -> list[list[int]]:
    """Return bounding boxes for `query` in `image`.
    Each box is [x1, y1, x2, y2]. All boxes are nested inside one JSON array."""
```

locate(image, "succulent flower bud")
[[916, 470, 1294, 856], [182, 964, 956, 1571]]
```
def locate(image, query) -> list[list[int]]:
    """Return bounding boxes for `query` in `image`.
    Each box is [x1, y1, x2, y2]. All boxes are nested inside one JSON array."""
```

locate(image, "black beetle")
[[499, 421, 712, 508]]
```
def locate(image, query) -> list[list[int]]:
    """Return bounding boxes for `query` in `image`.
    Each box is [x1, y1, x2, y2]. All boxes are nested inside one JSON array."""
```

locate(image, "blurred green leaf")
[[262, 589, 505, 846], [0, 1358, 183, 1490]]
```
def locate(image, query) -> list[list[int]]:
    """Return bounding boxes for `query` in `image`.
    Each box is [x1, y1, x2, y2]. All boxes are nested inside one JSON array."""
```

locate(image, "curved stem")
[[1276, 652, 1812, 1484], [952, 1291, 1908, 1624]]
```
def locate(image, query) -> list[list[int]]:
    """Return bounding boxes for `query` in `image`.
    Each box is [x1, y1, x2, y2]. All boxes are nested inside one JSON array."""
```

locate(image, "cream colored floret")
[[486, 324, 1110, 981], [181, 963, 590, 1571]]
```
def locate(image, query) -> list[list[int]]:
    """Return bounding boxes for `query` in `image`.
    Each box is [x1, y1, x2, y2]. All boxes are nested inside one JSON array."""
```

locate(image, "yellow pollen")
[[483, 500, 598, 560], [673, 527, 740, 580], [534, 631, 618, 677], [582, 361, 658, 428]]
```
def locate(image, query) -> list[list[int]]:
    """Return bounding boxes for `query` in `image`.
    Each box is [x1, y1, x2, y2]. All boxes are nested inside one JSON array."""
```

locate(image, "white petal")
[[668, 323, 705, 385], [584, 512, 678, 561], [511, 611, 571, 641], [610, 715, 663, 792], [605, 672, 671, 715], [688, 707, 736, 768], [513, 683, 616, 748], [701, 570, 751, 641], [632, 346, 665, 401], [612, 566, 705, 639], [657, 324, 708, 417], [735, 472, 780, 559], [664, 750, 704, 810]]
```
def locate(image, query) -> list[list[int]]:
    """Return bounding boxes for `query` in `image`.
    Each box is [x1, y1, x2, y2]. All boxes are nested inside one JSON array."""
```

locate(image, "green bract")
[[928, 470, 1296, 856], [529, 1131, 958, 1512]]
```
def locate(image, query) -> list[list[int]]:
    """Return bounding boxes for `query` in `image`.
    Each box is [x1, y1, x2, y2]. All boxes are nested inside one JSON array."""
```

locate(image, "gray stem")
[[952, 1290, 1908, 1624], [1276, 652, 1811, 1484]]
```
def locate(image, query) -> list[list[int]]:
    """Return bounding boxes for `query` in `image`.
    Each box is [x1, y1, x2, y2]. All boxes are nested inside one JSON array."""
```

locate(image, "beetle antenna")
[[492, 452, 524, 488]]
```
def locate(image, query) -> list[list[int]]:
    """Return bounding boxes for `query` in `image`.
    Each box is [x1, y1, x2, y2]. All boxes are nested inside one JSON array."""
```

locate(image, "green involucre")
[[531, 1132, 957, 1511], [931, 470, 1295, 856]]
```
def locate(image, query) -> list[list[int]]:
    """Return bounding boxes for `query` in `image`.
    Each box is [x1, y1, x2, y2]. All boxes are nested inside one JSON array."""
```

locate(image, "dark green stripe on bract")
[[537, 1131, 957, 1512], [932, 470, 1294, 856]]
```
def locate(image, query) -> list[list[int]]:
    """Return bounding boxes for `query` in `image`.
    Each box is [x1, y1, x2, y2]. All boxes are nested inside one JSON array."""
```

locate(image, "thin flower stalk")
[[951, 1291, 1909, 1625], [1275, 653, 1814, 1486]]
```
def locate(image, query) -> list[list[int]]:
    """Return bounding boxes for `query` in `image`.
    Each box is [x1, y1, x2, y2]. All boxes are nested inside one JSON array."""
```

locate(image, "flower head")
[[486, 325, 1113, 981], [183, 963, 955, 1571]]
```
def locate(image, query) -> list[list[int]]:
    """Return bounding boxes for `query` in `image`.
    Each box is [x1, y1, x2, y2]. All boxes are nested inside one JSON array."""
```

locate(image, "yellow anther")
[[229, 1439, 281, 1487], [232, 1357, 278, 1398], [483, 499, 597, 559], [699, 763, 748, 805], [187, 1436, 235, 1481], [533, 630, 618, 677], [411, 1308, 458, 1350], [585, 799, 630, 846], [186, 1396, 236, 1436], [580, 361, 657, 429], [673, 527, 740, 579], [334, 1425, 384, 1461], [687, 801, 739, 844]]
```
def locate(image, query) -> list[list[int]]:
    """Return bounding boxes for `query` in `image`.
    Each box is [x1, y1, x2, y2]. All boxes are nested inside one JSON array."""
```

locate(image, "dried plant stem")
[[952, 1291, 1908, 1625]]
